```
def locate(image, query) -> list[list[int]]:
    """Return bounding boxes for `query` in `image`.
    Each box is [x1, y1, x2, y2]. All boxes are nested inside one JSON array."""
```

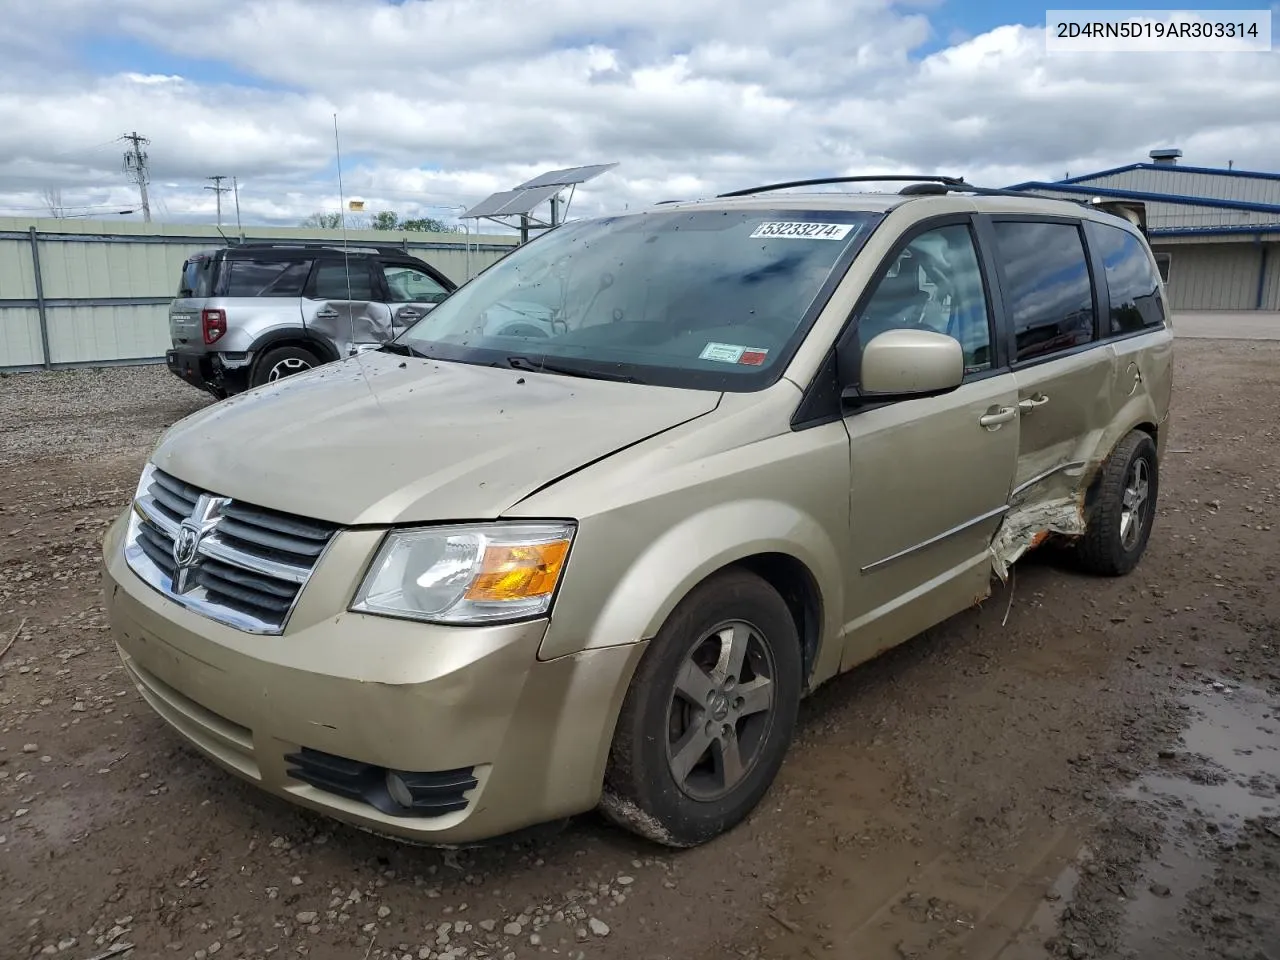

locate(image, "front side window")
[[312, 262, 375, 301], [383, 265, 450, 304], [856, 224, 993, 374], [220, 259, 311, 298], [397, 208, 881, 390], [993, 221, 1097, 363], [1085, 221, 1166, 334]]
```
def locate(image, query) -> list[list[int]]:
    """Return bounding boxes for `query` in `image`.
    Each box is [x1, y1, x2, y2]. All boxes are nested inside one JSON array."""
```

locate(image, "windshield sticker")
[[700, 342, 770, 365], [749, 221, 858, 240]]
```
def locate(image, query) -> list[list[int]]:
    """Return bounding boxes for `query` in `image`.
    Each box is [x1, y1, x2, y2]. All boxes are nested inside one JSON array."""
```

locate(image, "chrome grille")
[[123, 464, 339, 634]]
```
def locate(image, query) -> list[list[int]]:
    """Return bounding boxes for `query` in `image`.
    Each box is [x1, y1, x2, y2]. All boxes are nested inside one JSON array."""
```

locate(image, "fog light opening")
[[385, 770, 415, 809]]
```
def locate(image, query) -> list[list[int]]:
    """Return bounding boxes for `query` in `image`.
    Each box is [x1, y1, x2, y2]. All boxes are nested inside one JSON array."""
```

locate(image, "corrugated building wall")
[[1159, 239, 1268, 311], [0, 218, 518, 370]]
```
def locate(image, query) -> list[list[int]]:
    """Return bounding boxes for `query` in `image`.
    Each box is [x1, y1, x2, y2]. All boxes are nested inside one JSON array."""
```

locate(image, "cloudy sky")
[[0, 0, 1277, 232]]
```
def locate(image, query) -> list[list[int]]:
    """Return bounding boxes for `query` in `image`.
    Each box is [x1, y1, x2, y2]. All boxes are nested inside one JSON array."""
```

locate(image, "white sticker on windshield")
[[699, 343, 770, 365], [700, 342, 745, 363], [750, 221, 857, 240]]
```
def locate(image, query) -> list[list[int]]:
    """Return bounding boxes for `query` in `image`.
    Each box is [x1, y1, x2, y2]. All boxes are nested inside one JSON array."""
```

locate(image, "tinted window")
[[313, 262, 374, 301], [993, 221, 1096, 363], [177, 257, 215, 298], [858, 224, 993, 374], [1086, 221, 1166, 334], [220, 259, 311, 298], [383, 264, 449, 303]]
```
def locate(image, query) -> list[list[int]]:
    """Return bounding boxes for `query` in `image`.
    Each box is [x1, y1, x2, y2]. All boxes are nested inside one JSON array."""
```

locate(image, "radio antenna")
[[333, 113, 357, 355]]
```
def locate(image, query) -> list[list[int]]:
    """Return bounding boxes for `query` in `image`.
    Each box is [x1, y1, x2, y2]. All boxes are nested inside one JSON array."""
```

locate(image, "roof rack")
[[717, 175, 969, 198], [716, 174, 1070, 204], [227, 240, 416, 256]]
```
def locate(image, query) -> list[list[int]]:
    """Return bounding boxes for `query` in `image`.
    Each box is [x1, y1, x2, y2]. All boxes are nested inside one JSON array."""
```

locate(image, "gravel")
[[0, 365, 208, 466], [2, 345, 1279, 960]]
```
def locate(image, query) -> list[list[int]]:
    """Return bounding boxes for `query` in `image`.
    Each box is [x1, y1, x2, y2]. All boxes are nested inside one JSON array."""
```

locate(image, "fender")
[[538, 498, 845, 682], [246, 326, 342, 365]]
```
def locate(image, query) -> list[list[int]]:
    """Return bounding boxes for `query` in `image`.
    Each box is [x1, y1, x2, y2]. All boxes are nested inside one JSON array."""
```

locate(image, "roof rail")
[[717, 174, 968, 198], [228, 240, 415, 255]]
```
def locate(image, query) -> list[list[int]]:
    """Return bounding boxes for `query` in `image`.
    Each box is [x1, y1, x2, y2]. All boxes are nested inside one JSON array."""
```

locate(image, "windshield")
[[397, 208, 881, 390]]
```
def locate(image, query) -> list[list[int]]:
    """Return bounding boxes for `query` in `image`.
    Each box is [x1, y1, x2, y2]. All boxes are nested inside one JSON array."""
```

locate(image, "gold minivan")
[[102, 177, 1173, 848]]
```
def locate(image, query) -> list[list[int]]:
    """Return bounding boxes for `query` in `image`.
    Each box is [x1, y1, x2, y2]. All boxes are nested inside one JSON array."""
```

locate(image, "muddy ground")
[[1, 340, 1277, 960]]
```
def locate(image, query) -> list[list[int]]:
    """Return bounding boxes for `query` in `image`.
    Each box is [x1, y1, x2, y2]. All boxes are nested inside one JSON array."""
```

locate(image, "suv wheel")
[[601, 569, 802, 848], [252, 345, 321, 388], [1077, 430, 1159, 576]]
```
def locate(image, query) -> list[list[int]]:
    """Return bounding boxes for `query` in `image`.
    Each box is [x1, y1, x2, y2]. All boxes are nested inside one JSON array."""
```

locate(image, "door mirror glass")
[[854, 329, 964, 400]]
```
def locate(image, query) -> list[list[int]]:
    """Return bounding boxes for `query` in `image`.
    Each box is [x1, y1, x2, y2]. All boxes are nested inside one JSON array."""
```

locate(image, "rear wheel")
[[601, 569, 802, 848], [1077, 430, 1159, 576], [251, 345, 320, 388]]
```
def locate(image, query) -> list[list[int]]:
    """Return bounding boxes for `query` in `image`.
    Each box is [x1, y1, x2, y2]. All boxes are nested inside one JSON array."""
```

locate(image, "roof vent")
[[1149, 148, 1182, 165]]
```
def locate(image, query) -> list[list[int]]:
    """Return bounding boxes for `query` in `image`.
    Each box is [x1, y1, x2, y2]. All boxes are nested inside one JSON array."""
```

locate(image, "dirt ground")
[[1, 340, 1277, 960]]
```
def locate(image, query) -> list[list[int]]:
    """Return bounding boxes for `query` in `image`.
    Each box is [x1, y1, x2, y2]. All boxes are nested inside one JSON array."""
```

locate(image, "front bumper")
[[101, 514, 645, 844]]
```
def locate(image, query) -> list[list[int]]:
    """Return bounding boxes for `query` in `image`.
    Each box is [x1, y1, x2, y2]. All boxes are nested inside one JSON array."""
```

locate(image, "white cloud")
[[0, 0, 1276, 229]]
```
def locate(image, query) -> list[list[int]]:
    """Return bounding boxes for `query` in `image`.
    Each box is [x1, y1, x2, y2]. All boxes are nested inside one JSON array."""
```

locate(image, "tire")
[[1077, 430, 1159, 577], [600, 568, 802, 848], [251, 345, 321, 388]]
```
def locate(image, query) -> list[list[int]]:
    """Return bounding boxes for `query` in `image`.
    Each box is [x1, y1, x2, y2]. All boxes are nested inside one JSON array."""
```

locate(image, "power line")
[[119, 131, 152, 223], [205, 175, 231, 227]]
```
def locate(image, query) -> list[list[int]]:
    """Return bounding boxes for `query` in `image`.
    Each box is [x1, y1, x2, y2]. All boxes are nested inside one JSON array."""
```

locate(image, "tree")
[[401, 216, 452, 233], [43, 188, 65, 218], [369, 210, 400, 230], [301, 211, 344, 228]]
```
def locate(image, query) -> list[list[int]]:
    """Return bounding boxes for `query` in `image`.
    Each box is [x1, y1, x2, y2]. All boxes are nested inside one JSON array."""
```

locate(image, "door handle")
[[979, 406, 1018, 429], [1018, 393, 1049, 413], [314, 308, 340, 321], [395, 308, 423, 322]]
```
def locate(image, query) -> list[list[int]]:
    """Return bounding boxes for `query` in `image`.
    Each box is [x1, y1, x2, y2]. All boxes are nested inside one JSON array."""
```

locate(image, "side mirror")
[[844, 328, 964, 404]]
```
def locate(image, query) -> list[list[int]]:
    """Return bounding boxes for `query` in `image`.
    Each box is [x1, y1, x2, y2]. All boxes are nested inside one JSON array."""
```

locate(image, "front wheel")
[[1077, 430, 1159, 576], [601, 569, 802, 848]]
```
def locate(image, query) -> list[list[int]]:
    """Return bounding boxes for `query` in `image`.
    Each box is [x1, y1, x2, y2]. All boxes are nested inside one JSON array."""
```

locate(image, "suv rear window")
[[177, 257, 216, 298], [219, 259, 312, 298]]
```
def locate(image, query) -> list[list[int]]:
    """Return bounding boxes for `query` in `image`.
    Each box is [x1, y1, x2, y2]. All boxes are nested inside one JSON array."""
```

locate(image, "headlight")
[[350, 522, 576, 625]]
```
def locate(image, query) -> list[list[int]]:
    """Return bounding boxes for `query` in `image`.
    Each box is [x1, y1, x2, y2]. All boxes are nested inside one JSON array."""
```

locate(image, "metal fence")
[[0, 217, 517, 371]]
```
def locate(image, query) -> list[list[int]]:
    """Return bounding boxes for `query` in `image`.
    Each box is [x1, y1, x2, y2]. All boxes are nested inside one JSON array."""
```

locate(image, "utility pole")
[[232, 176, 242, 234], [120, 131, 152, 223], [205, 175, 231, 227]]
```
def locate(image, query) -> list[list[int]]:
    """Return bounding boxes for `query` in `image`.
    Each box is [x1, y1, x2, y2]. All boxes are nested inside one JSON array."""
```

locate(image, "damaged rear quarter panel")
[[989, 334, 1170, 578]]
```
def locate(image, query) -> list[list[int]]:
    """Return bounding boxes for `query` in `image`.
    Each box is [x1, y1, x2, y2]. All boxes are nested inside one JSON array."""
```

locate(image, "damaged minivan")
[[102, 177, 1173, 848]]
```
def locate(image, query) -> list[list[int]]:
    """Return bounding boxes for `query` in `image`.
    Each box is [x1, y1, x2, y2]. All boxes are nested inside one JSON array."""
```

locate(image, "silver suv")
[[166, 242, 457, 397]]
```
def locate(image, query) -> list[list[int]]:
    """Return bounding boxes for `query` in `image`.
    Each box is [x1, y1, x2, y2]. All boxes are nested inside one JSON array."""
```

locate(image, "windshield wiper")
[[378, 341, 429, 358], [504, 355, 643, 384]]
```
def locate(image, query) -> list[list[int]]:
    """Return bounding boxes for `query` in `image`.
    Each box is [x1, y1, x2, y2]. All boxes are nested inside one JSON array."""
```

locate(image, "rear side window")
[[382, 264, 450, 303], [312, 262, 375, 300], [1085, 222, 1166, 334], [177, 257, 215, 298], [219, 259, 311, 298], [992, 221, 1096, 363]]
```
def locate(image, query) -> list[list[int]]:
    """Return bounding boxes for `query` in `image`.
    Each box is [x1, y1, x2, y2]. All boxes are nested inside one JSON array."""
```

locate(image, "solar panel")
[[461, 184, 566, 219], [461, 189, 526, 219], [514, 162, 619, 190]]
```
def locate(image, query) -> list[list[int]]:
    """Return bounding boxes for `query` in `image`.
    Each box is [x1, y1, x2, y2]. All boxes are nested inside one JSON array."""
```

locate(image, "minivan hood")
[[152, 352, 721, 525]]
